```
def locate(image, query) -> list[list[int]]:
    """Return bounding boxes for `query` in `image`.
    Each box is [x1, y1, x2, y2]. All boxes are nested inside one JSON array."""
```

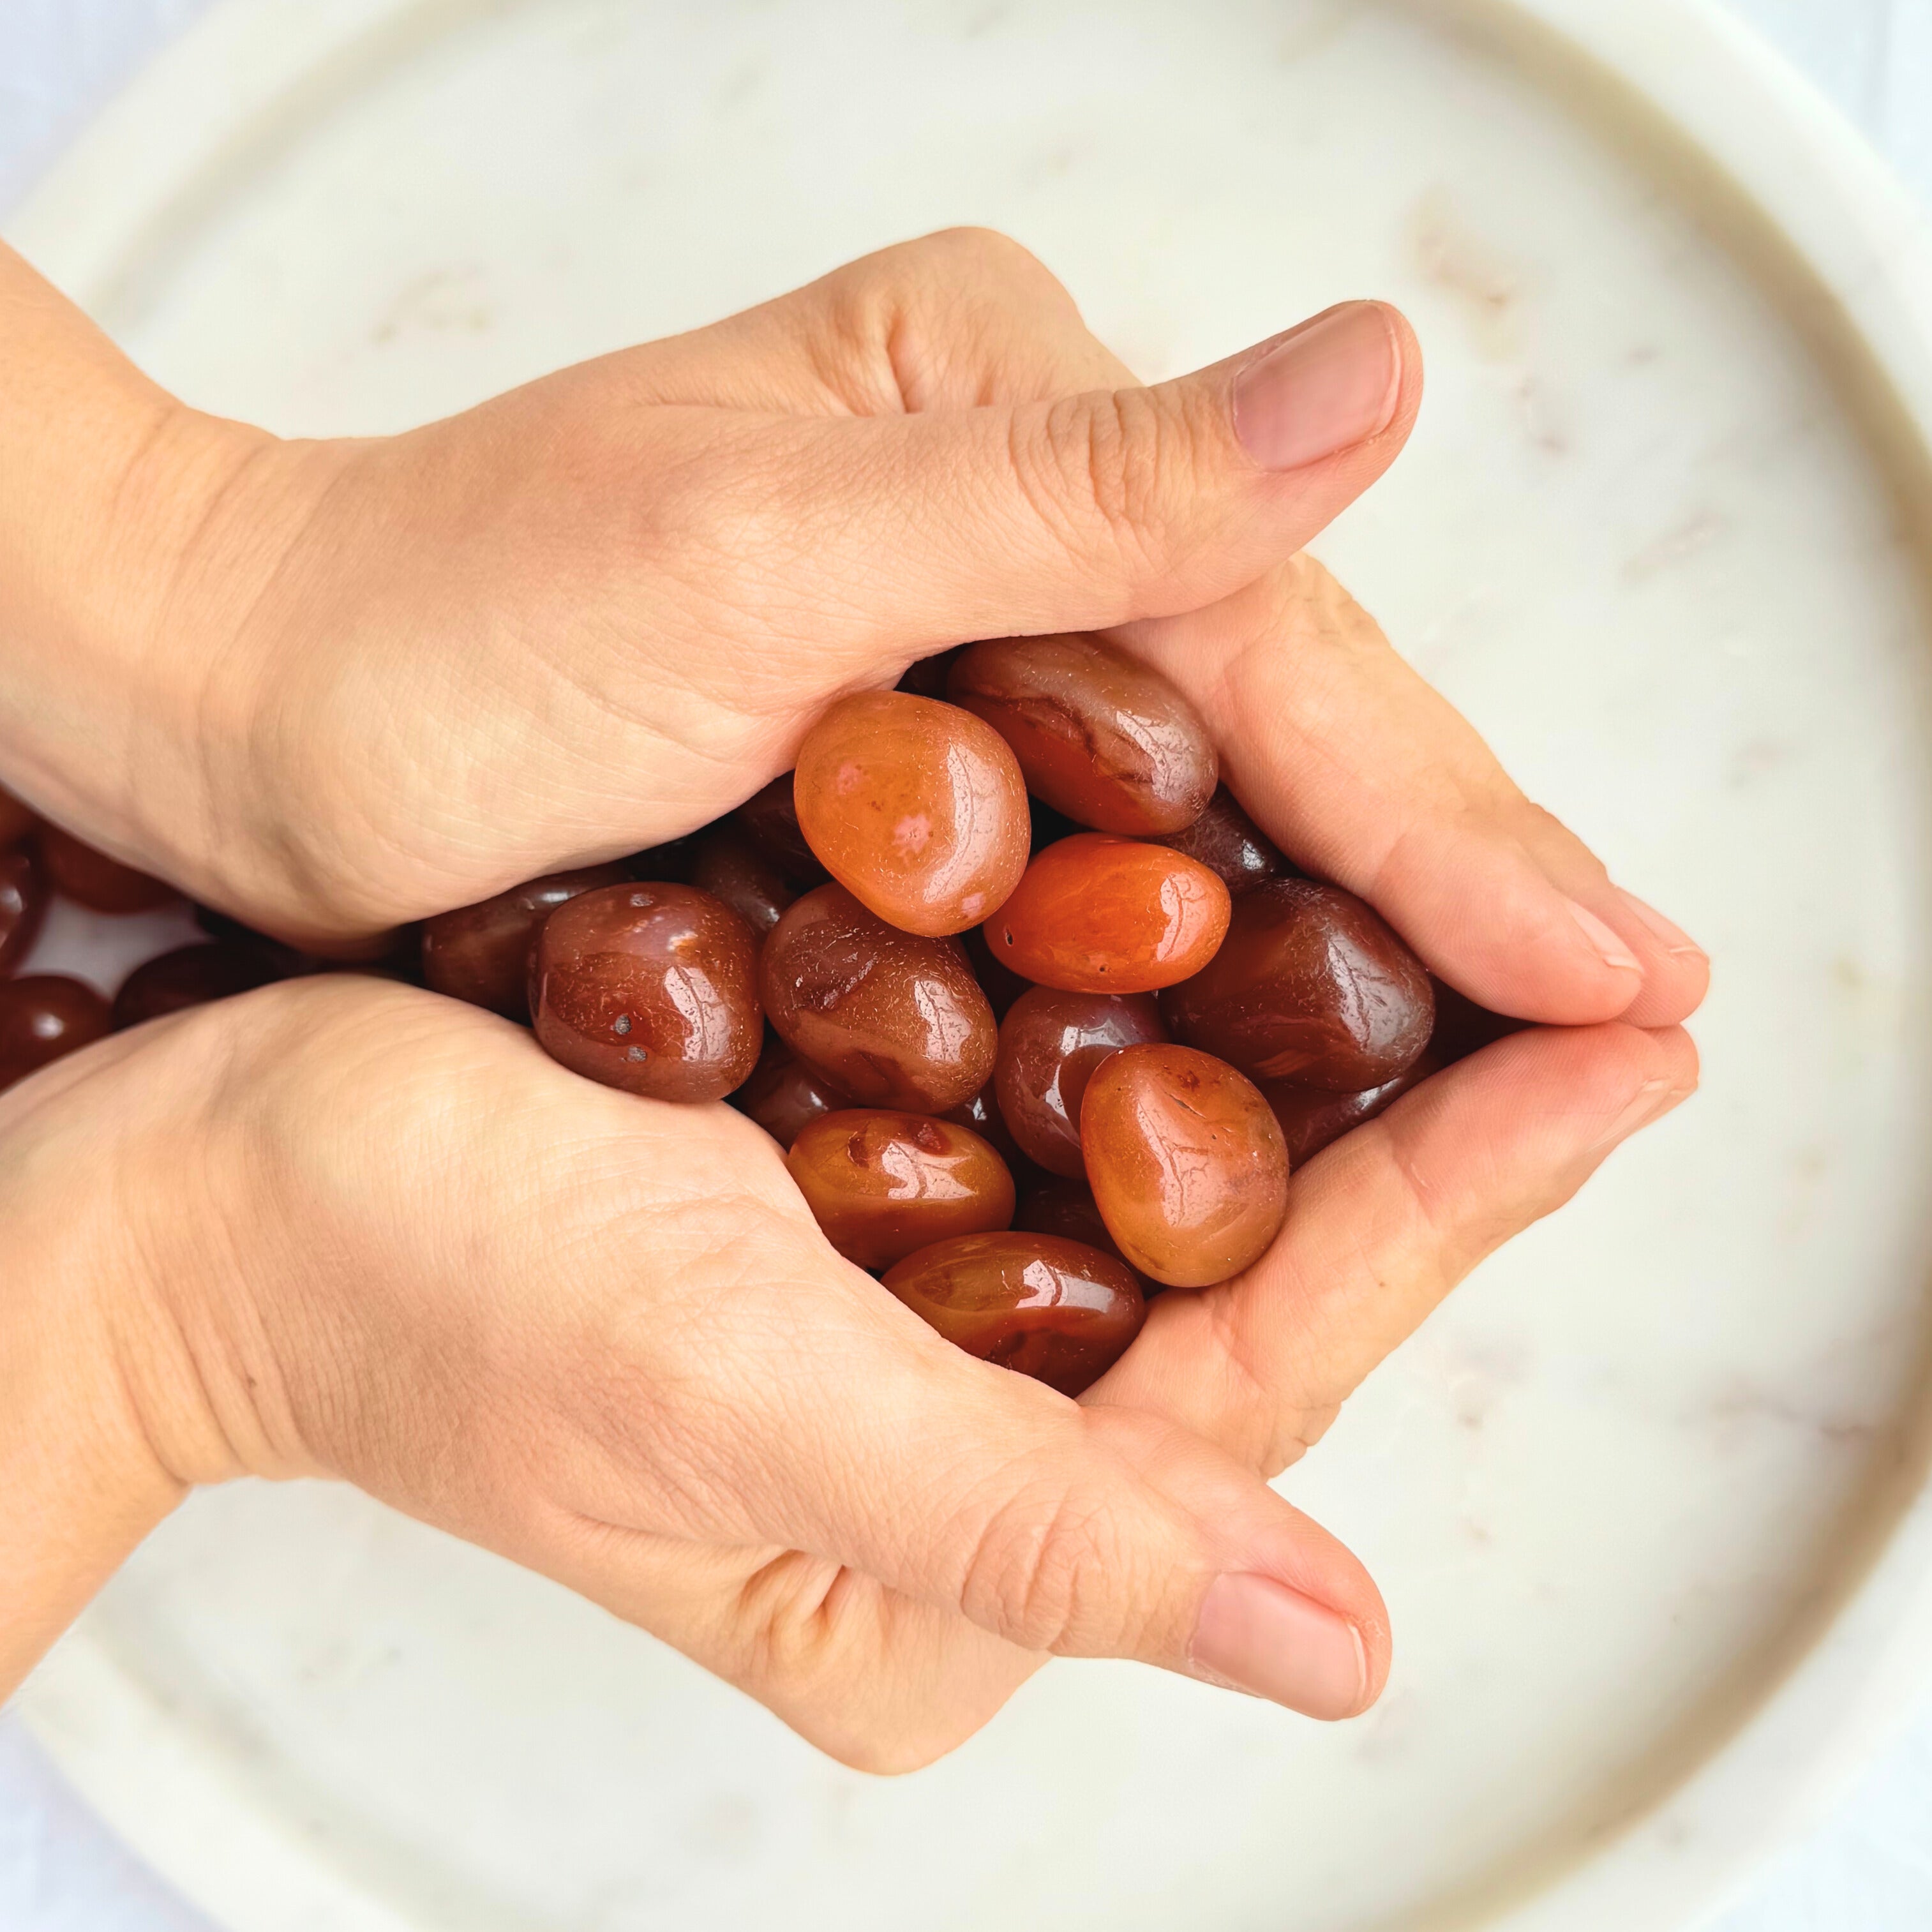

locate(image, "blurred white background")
[[3, 2, 1931, 1928]]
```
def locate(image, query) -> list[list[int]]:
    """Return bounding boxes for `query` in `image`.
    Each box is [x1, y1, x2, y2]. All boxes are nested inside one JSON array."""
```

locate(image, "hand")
[[0, 230, 1704, 1032], [0, 977, 1693, 1765]]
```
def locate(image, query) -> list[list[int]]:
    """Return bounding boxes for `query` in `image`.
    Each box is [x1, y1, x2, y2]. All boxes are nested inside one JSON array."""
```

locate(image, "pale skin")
[[0, 228, 1704, 1767]]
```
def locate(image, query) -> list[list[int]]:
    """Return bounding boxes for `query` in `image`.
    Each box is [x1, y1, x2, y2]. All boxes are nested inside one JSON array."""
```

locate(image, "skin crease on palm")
[[0, 228, 1706, 1768]]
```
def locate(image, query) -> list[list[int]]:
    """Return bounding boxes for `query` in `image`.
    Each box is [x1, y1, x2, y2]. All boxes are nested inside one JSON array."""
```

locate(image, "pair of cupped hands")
[[0, 228, 1704, 1763]]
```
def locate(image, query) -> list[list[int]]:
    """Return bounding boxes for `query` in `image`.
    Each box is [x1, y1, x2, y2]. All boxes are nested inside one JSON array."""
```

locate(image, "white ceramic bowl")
[[11, 2, 1932, 1928]]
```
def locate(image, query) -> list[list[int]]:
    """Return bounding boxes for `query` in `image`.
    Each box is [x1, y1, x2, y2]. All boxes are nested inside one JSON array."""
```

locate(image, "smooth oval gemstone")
[[731, 774, 828, 886], [687, 826, 796, 938], [731, 1035, 851, 1148], [1260, 1049, 1441, 1167], [881, 1231, 1145, 1395], [0, 975, 112, 1091], [793, 691, 1030, 936], [994, 987, 1167, 1178], [1081, 1044, 1289, 1287], [982, 834, 1230, 994], [760, 884, 996, 1112], [421, 865, 631, 1021], [1152, 784, 1288, 897], [1161, 879, 1433, 1091], [0, 845, 49, 977], [788, 1110, 1015, 1271], [1014, 1178, 1151, 1289], [36, 825, 177, 913], [948, 633, 1217, 834], [532, 883, 762, 1102], [0, 783, 34, 849], [113, 943, 287, 1031]]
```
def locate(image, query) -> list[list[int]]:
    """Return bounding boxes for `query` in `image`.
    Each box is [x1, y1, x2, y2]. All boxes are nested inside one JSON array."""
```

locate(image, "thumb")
[[704, 299, 1419, 657], [735, 1292, 1390, 1720]]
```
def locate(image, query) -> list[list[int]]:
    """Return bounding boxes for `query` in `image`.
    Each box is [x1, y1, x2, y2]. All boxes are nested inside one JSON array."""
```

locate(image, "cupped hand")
[[3, 974, 1692, 1767], [9, 229, 1702, 1026]]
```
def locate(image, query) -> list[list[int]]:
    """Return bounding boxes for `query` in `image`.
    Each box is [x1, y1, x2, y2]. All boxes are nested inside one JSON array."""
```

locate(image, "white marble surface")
[[4, 3, 1932, 1929]]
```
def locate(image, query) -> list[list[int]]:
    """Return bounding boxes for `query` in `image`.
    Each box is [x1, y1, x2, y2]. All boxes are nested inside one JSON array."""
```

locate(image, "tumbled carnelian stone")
[[981, 834, 1230, 994], [794, 691, 1030, 936], [1081, 1043, 1288, 1287], [788, 1109, 1015, 1271], [37, 825, 177, 913], [422, 864, 631, 1021], [760, 883, 996, 1112], [881, 1231, 1144, 1395], [687, 826, 796, 938], [731, 1033, 851, 1148], [948, 633, 1217, 835], [1151, 784, 1289, 897], [0, 975, 112, 1091], [531, 883, 762, 1102], [0, 845, 49, 978], [994, 986, 1166, 1178], [1014, 1178, 1152, 1289], [1260, 1049, 1441, 1167], [1161, 878, 1433, 1091]]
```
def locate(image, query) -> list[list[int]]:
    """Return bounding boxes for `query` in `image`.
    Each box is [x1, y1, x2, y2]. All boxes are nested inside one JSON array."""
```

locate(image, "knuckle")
[[955, 1472, 1122, 1652], [1012, 386, 1202, 578]]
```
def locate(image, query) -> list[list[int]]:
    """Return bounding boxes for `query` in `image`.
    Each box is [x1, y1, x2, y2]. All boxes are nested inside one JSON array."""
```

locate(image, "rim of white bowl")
[[10, 2, 1932, 1929]]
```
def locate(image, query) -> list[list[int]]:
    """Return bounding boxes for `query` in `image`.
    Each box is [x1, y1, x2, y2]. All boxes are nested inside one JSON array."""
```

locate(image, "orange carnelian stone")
[[1081, 1043, 1288, 1287], [881, 1231, 1144, 1393], [794, 692, 1030, 936], [787, 1109, 1015, 1270], [980, 834, 1230, 993], [947, 633, 1217, 835]]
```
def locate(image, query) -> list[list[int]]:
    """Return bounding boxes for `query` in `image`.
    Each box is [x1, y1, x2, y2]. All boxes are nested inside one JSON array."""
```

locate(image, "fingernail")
[[1566, 899, 1642, 975], [1617, 888, 1708, 961], [1189, 1573, 1368, 1720], [1232, 304, 1401, 472], [1590, 1075, 1693, 1151]]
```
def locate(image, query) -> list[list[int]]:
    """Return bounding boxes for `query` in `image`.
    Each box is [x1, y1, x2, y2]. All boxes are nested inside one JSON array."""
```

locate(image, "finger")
[[1116, 556, 1709, 1028], [1090, 1021, 1698, 1474], [624, 298, 1421, 663], [556, 1233, 1391, 1722], [555, 227, 1136, 417]]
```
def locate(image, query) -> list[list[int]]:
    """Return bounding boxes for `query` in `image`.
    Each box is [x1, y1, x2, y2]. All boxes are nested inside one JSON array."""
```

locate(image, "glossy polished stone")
[[421, 865, 631, 1020], [730, 1034, 850, 1148], [687, 826, 796, 938], [37, 825, 177, 914], [0, 975, 112, 1091], [1082, 1043, 1289, 1287], [112, 942, 288, 1030], [1152, 784, 1289, 897], [881, 1231, 1144, 1394], [760, 883, 995, 1112], [1162, 879, 1433, 1091], [531, 883, 762, 1101], [994, 985, 1166, 1178], [787, 1109, 1015, 1269], [793, 691, 1030, 935], [981, 834, 1230, 994], [0, 845, 49, 978], [948, 633, 1217, 834], [1259, 1049, 1442, 1167]]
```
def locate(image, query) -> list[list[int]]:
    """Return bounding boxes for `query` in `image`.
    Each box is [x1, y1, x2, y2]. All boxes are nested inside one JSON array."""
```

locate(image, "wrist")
[[0, 243, 294, 920], [0, 1071, 184, 1700]]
